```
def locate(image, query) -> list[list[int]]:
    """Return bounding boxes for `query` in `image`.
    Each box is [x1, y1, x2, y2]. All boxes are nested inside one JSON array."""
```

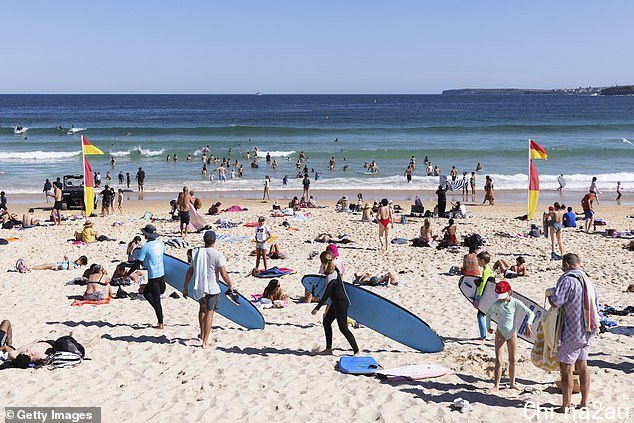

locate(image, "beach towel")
[[0, 237, 19, 245], [225, 205, 246, 212], [448, 179, 467, 192], [189, 203, 207, 231], [214, 218, 239, 229], [253, 267, 294, 278], [165, 238, 190, 249], [391, 237, 408, 244], [566, 270, 600, 334], [243, 222, 259, 227], [71, 296, 111, 306], [142, 211, 152, 220], [191, 247, 211, 300]]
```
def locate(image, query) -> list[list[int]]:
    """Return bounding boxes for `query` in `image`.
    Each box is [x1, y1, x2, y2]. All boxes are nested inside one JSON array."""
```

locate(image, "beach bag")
[[15, 258, 30, 273], [531, 312, 559, 372], [45, 351, 83, 370], [53, 335, 85, 358]]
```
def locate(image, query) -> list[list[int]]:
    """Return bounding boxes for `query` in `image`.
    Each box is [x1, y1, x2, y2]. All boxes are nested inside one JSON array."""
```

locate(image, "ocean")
[[0, 94, 633, 195]]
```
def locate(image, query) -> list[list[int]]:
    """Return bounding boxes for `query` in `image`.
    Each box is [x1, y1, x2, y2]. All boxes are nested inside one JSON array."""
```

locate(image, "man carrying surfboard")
[[183, 230, 235, 349]]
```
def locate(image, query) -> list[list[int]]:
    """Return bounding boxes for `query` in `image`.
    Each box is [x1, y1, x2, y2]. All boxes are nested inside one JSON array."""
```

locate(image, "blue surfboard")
[[301, 274, 443, 353], [163, 253, 265, 330]]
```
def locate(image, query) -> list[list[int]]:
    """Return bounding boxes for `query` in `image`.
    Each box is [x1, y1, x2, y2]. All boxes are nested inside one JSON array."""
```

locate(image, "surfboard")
[[162, 253, 265, 329], [458, 275, 545, 343], [301, 274, 443, 353], [376, 363, 450, 381]]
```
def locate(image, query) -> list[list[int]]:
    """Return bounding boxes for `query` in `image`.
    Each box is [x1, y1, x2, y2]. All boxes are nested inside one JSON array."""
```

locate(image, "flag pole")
[[81, 135, 87, 218], [527, 139, 531, 226]]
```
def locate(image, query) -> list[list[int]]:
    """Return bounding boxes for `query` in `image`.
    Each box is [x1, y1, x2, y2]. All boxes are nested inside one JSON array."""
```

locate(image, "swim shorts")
[[557, 341, 589, 365], [179, 210, 190, 225], [199, 293, 219, 311], [256, 242, 268, 250], [584, 210, 594, 219], [54, 200, 63, 210]]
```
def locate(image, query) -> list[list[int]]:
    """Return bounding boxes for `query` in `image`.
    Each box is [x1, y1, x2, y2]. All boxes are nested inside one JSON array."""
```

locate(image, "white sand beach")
[[0, 195, 632, 422]]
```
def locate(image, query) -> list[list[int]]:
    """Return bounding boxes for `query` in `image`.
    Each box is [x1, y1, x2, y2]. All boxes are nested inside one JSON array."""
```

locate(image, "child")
[[485, 281, 534, 391], [474, 251, 494, 339], [253, 216, 271, 274], [493, 256, 527, 278]]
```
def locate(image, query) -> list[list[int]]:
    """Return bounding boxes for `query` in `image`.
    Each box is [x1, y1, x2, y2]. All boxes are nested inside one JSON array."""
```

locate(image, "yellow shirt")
[[82, 227, 96, 243]]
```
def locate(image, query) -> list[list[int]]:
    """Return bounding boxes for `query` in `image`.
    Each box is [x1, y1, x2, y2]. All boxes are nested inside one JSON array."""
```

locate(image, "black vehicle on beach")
[[61, 174, 84, 210]]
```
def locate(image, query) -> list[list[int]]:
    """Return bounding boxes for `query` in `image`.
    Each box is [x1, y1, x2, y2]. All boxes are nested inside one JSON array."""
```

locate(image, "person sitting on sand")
[[562, 206, 577, 228], [486, 280, 534, 391], [289, 197, 301, 211], [1, 212, 20, 229], [361, 203, 373, 222], [110, 262, 144, 286], [208, 202, 222, 215], [21, 208, 40, 227], [262, 279, 288, 301], [493, 256, 527, 278], [461, 245, 481, 277], [307, 196, 317, 208], [31, 255, 88, 271], [82, 263, 111, 300], [419, 218, 435, 245], [441, 219, 458, 246], [75, 220, 98, 243], [336, 196, 348, 212]]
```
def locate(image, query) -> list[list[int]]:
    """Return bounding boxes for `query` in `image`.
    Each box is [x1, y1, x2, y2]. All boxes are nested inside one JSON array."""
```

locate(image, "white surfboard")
[[376, 363, 450, 381], [458, 275, 546, 343]]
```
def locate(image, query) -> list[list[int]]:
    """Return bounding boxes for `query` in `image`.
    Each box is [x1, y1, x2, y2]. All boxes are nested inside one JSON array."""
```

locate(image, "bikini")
[[380, 218, 390, 228]]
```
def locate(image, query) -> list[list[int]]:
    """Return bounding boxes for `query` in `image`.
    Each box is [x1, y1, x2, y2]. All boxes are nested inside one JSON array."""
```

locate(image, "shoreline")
[[5, 187, 633, 208]]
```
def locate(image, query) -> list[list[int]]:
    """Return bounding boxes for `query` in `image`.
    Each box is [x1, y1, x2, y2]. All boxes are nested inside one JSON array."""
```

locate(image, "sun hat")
[[495, 280, 512, 300], [84, 220, 93, 227], [140, 224, 159, 239]]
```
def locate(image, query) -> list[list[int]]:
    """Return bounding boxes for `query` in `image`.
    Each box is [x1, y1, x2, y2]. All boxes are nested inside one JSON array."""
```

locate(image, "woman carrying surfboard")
[[311, 251, 359, 356]]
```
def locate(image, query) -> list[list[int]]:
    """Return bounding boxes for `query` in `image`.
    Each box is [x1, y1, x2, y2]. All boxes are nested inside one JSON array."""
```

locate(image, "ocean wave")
[[0, 150, 81, 161], [109, 146, 166, 157], [256, 150, 296, 158]]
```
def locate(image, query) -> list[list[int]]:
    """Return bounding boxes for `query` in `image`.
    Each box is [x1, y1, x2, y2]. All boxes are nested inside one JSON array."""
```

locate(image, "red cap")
[[548, 206, 555, 211], [495, 280, 511, 299]]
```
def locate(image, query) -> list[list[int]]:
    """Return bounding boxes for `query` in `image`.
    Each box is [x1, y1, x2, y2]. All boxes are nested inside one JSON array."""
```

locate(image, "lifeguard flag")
[[529, 140, 548, 160], [82, 135, 104, 155], [84, 157, 95, 217], [528, 160, 540, 220]]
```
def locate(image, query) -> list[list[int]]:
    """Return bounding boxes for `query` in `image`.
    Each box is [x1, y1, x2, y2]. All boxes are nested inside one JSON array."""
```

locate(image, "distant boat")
[[13, 126, 28, 135], [256, 91, 263, 96]]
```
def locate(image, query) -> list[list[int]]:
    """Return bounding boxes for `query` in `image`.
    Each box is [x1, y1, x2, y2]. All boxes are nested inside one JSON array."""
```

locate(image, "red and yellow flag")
[[529, 139, 548, 160], [528, 160, 540, 219], [83, 157, 95, 218], [82, 135, 104, 155]]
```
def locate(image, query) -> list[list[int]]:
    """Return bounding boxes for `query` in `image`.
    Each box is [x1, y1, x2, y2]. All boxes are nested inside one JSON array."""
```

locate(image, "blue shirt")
[[137, 239, 165, 279], [562, 211, 576, 227]]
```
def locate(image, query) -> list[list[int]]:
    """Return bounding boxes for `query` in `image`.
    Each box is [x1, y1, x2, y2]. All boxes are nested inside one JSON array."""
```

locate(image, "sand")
[[0, 193, 632, 422]]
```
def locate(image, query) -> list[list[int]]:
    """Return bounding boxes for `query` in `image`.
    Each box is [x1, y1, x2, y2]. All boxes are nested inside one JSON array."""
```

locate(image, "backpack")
[[15, 258, 30, 273], [45, 351, 83, 370], [53, 335, 85, 358]]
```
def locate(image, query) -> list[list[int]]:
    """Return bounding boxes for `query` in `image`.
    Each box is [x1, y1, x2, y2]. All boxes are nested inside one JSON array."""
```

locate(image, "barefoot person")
[[253, 216, 272, 274], [127, 224, 166, 329], [547, 253, 599, 413], [311, 251, 359, 355], [486, 280, 534, 391], [377, 198, 393, 250], [177, 186, 192, 238], [183, 231, 236, 349]]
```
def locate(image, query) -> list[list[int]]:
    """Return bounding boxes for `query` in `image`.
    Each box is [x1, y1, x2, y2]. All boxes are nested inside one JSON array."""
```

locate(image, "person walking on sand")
[[311, 251, 359, 356], [177, 186, 192, 238], [183, 230, 236, 349], [616, 181, 622, 201], [377, 198, 393, 250], [548, 203, 564, 260], [557, 174, 566, 191], [127, 224, 166, 329], [588, 176, 601, 204], [136, 167, 145, 192], [302, 174, 311, 199], [581, 192, 595, 232], [547, 253, 599, 414], [263, 175, 271, 200], [43, 178, 52, 203], [486, 280, 534, 392], [483, 175, 494, 205], [474, 251, 495, 339], [253, 216, 272, 274]]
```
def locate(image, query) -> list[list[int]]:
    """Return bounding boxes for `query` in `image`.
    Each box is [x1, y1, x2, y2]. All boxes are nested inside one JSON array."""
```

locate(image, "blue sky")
[[1, 1, 633, 94]]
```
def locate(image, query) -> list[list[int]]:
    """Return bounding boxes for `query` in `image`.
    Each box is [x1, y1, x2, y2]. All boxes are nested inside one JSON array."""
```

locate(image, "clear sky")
[[1, 1, 633, 94]]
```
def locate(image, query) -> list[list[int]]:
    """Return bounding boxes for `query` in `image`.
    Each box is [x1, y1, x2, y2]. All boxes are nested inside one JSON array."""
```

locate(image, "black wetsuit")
[[315, 270, 359, 353]]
